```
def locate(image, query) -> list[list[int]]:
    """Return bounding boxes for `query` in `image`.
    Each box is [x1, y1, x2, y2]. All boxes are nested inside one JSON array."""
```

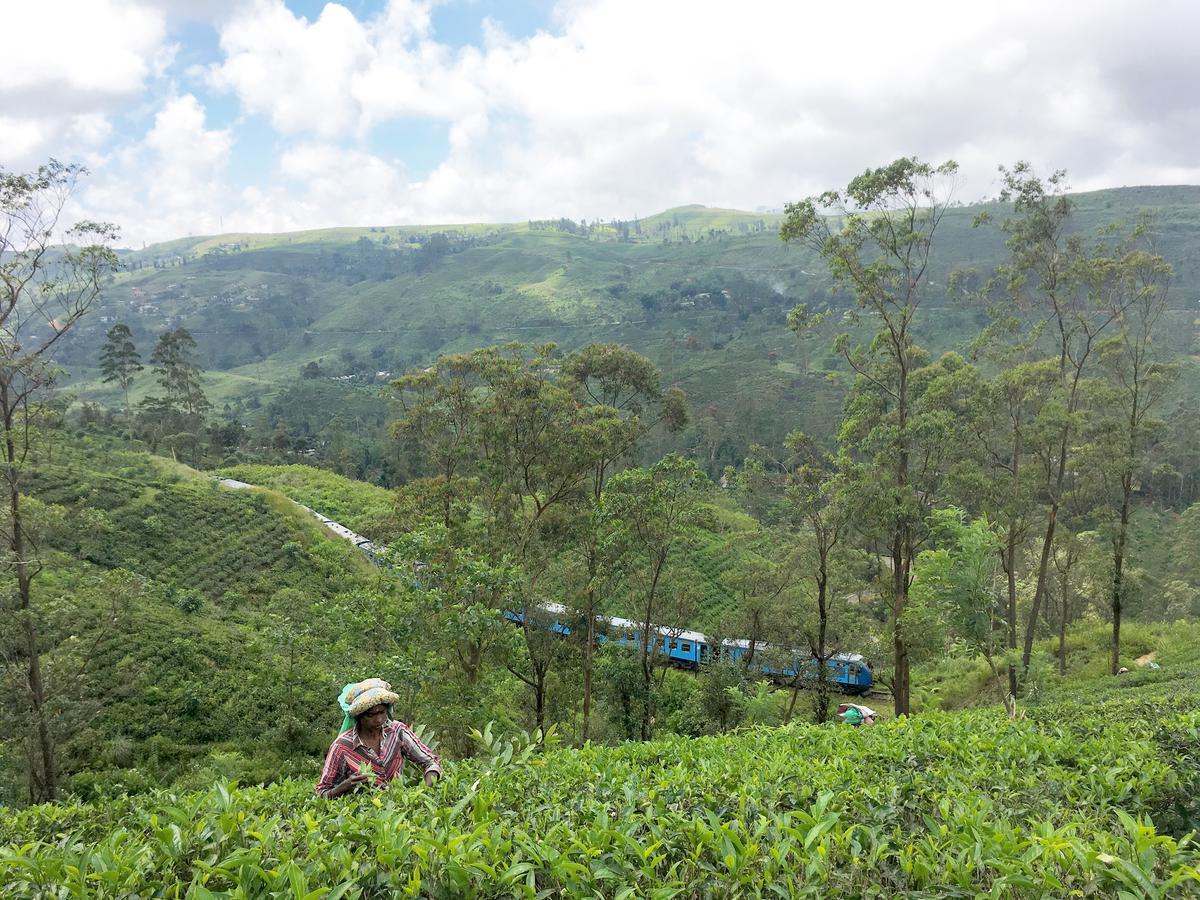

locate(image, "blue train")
[[217, 480, 873, 693], [503, 602, 873, 695]]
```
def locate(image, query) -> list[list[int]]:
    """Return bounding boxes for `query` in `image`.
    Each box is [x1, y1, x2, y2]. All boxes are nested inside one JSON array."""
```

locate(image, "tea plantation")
[[215, 464, 398, 541], [4, 679, 1200, 897]]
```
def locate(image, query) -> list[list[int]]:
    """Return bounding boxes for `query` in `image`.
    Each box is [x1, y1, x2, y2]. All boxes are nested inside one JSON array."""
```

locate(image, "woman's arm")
[[398, 724, 442, 785], [315, 744, 368, 797]]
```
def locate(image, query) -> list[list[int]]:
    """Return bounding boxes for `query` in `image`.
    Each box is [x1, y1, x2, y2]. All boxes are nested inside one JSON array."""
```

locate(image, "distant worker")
[[838, 703, 877, 726], [315, 678, 442, 798]]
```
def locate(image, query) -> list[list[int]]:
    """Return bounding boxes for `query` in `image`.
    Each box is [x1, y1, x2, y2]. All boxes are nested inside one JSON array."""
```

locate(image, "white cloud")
[[18, 0, 1199, 242], [1, 0, 169, 168], [234, 144, 417, 232], [80, 95, 235, 245], [136, 0, 249, 22], [208, 1, 377, 137], [191, 0, 1200, 238], [5, 0, 166, 101]]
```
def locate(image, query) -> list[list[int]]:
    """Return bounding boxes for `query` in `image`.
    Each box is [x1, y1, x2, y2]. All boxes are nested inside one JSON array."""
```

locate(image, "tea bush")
[[4, 690, 1200, 897]]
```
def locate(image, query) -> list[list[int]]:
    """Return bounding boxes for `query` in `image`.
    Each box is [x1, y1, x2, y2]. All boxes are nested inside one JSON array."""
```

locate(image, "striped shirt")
[[315, 719, 442, 797]]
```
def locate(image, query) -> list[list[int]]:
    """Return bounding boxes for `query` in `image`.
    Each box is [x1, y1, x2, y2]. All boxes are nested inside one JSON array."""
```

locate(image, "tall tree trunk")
[[638, 556, 665, 741], [744, 609, 761, 669], [582, 610, 594, 743], [892, 532, 910, 716], [1058, 564, 1070, 677], [1111, 468, 1133, 675], [812, 564, 831, 724], [534, 665, 546, 733], [580, 542, 598, 744], [1022, 501, 1059, 672], [1023, 420, 1072, 675], [892, 362, 912, 718], [784, 679, 802, 724], [3, 385, 57, 802], [1003, 529, 1019, 697], [1004, 422, 1022, 696], [124, 384, 134, 448]]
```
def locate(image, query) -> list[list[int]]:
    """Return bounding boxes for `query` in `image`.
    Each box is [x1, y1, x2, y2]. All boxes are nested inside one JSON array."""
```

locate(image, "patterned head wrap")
[[337, 678, 400, 733], [838, 703, 876, 725]]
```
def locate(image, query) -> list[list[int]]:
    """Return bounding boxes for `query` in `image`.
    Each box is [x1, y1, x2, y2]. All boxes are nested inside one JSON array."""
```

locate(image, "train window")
[[680, 641, 691, 652]]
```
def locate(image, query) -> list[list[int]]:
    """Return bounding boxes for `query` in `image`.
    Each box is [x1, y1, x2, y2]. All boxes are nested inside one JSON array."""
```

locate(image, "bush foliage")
[[4, 686, 1200, 897]]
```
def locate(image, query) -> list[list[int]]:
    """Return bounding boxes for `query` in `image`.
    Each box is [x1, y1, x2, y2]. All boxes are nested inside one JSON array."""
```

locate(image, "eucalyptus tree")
[[907, 510, 1012, 714], [1046, 525, 1106, 676], [599, 454, 711, 740], [149, 327, 208, 419], [959, 357, 1058, 697], [141, 327, 209, 457], [1094, 238, 1174, 673], [391, 352, 487, 530], [781, 157, 959, 715], [392, 344, 643, 733], [780, 434, 862, 723], [734, 435, 860, 723], [559, 343, 686, 741], [988, 164, 1146, 678], [0, 160, 118, 801], [718, 530, 799, 673], [470, 344, 616, 732]]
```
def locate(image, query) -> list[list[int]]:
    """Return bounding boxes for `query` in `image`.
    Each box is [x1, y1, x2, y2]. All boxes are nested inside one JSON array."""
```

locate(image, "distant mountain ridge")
[[125, 187, 1200, 256]]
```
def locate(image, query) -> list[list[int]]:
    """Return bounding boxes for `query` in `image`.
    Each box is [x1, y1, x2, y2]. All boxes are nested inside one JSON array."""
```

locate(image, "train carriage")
[[503, 602, 872, 695]]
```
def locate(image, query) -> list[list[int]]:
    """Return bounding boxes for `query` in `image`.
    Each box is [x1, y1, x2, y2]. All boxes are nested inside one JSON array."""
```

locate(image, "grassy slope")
[[30, 440, 375, 597], [215, 462, 396, 537], [915, 616, 1200, 713]]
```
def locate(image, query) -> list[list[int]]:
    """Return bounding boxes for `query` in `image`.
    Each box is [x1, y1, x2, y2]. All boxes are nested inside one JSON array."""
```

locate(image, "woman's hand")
[[424, 771, 439, 787], [335, 771, 373, 796]]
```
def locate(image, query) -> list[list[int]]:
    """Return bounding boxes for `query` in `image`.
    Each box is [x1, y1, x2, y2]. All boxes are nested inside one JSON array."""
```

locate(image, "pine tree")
[[143, 328, 210, 458], [150, 328, 210, 419], [98, 324, 142, 446]]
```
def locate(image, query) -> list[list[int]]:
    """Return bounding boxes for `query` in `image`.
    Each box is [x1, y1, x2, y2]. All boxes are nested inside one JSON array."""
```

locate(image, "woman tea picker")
[[315, 678, 442, 798]]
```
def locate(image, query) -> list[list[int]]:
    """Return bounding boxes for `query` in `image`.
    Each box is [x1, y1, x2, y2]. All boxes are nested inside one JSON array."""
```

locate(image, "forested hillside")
[[61, 187, 1200, 484]]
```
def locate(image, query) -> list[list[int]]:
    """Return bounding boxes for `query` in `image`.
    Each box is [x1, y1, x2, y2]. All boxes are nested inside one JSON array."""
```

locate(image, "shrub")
[[5, 698, 1200, 896], [177, 589, 203, 614]]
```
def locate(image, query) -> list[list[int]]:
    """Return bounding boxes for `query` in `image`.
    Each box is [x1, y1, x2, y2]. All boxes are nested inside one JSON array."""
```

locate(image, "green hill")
[[215, 462, 398, 539], [58, 188, 1200, 475], [3, 438, 379, 801]]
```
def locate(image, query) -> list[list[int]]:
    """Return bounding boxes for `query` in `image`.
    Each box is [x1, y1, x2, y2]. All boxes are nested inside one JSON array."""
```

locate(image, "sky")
[[4, 0, 1199, 247]]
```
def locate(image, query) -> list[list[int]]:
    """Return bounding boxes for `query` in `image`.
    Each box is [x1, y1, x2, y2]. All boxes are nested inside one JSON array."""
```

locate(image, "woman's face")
[[359, 704, 388, 727]]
